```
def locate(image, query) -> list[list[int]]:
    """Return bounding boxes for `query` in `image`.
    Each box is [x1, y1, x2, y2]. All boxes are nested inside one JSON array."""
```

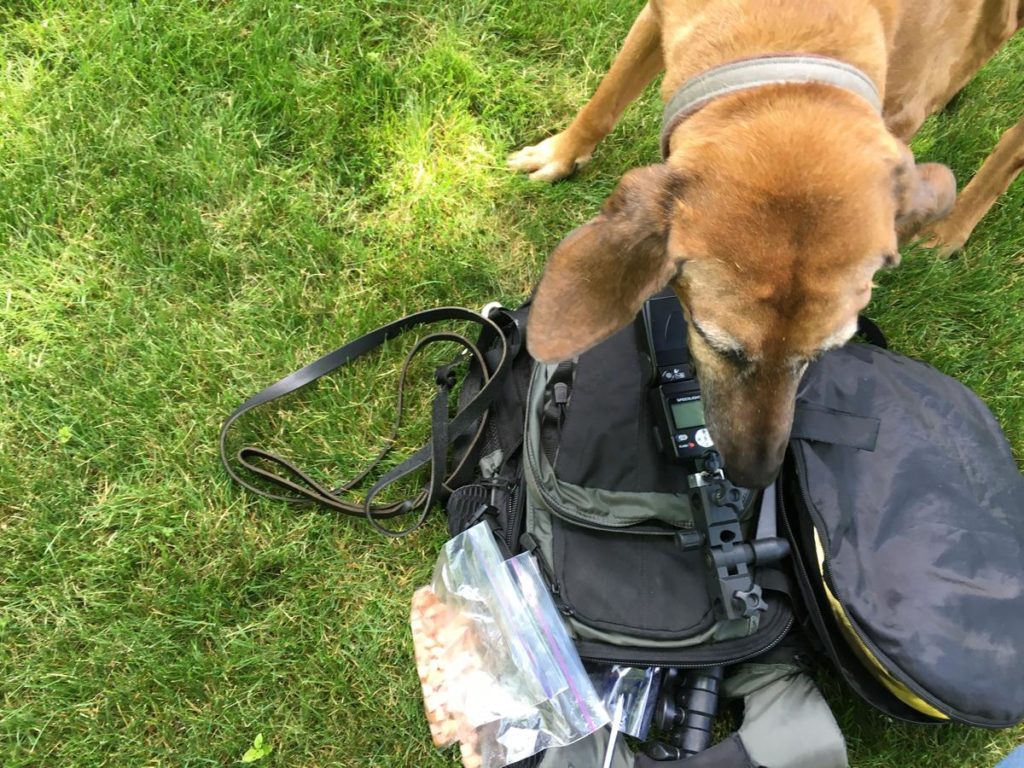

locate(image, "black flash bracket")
[[679, 473, 791, 621]]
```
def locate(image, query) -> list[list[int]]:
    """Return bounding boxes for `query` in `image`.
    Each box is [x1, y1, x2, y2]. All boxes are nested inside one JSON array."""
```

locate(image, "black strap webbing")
[[219, 306, 517, 536], [790, 403, 880, 451], [757, 566, 792, 598], [788, 314, 887, 451], [857, 315, 888, 349]]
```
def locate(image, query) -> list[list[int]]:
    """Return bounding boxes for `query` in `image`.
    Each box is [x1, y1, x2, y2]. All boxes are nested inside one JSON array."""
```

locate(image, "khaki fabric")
[[725, 664, 848, 768], [537, 727, 634, 768]]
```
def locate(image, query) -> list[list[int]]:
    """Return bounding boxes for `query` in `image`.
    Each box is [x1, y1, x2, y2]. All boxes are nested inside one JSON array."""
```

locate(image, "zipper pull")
[[519, 532, 573, 615], [520, 532, 553, 582], [553, 381, 569, 434]]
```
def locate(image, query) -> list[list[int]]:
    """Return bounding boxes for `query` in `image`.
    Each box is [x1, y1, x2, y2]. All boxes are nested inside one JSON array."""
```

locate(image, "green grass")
[[1, 1, 1021, 765]]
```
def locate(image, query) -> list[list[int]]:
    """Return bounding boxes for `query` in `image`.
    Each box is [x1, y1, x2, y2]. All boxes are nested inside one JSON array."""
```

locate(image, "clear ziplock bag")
[[589, 665, 662, 740], [411, 523, 608, 767]]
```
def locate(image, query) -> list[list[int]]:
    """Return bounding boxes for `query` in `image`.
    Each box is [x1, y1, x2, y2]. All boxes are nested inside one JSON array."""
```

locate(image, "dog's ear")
[[891, 143, 957, 244], [528, 165, 687, 362]]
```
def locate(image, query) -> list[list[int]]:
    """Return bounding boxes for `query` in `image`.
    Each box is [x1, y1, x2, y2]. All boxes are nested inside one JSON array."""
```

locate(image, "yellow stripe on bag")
[[813, 530, 949, 721]]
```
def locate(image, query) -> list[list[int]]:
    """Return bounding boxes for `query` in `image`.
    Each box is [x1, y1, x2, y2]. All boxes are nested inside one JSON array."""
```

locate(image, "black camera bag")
[[780, 341, 1024, 727], [220, 298, 1024, 764], [476, 312, 793, 669]]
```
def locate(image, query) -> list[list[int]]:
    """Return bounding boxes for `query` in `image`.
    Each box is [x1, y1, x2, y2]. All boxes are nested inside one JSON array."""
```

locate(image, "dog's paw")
[[919, 223, 967, 259], [507, 133, 592, 182]]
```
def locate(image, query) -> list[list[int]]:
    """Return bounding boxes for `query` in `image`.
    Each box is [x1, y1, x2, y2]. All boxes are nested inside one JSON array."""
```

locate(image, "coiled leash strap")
[[219, 306, 522, 537]]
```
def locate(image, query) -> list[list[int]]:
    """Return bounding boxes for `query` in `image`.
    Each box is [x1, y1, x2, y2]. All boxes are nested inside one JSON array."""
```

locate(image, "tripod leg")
[[676, 666, 725, 757]]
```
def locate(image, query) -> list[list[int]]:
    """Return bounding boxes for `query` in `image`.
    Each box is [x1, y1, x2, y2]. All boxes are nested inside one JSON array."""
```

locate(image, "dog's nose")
[[720, 440, 786, 489], [723, 461, 780, 490]]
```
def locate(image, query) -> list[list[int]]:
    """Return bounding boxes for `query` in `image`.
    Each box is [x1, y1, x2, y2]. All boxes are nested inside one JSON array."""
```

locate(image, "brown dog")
[[509, 0, 1022, 488]]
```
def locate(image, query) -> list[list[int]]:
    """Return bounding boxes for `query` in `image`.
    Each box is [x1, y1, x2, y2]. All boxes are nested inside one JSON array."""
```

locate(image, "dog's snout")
[[724, 460, 780, 490], [699, 365, 800, 489], [719, 438, 787, 489]]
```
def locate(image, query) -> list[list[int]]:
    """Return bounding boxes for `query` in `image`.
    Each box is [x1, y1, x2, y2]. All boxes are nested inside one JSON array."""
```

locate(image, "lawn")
[[1, 1, 1021, 766]]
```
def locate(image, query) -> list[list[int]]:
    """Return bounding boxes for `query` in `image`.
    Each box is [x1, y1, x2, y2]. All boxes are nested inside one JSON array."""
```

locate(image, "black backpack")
[[445, 303, 793, 670], [220, 298, 1024, 765], [780, 341, 1024, 727]]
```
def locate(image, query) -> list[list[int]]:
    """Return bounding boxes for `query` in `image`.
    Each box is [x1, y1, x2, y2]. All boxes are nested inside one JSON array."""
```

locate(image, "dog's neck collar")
[[660, 54, 883, 158]]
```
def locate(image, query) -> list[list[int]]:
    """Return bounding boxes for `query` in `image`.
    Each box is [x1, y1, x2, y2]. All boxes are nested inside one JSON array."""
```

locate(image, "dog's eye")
[[691, 320, 751, 367], [719, 346, 751, 368], [881, 251, 900, 268], [792, 349, 829, 374]]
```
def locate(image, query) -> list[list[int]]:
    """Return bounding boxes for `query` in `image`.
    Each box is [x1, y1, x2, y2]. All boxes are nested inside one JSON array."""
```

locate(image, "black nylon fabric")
[[454, 305, 533, 466], [791, 343, 1024, 726], [553, 518, 715, 639], [553, 324, 693, 494]]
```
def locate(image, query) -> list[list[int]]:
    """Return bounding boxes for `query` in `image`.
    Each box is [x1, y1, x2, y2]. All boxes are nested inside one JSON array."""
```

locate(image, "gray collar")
[[660, 54, 882, 158]]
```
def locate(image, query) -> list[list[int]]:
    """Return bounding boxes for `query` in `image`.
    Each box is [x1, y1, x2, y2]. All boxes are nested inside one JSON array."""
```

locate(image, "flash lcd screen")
[[671, 399, 704, 429]]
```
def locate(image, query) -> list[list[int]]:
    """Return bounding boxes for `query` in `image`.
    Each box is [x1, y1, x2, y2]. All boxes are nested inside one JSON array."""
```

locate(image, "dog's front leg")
[[508, 3, 663, 182], [923, 115, 1024, 257]]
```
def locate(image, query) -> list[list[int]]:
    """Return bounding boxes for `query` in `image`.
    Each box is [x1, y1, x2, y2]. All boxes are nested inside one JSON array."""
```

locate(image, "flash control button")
[[695, 428, 714, 448]]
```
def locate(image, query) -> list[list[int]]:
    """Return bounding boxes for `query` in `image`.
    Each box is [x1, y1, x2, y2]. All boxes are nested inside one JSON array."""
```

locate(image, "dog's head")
[[528, 91, 955, 488]]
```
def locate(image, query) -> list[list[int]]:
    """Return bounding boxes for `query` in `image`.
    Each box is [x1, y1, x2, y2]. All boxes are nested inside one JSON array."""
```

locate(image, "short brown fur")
[[511, 0, 1020, 488]]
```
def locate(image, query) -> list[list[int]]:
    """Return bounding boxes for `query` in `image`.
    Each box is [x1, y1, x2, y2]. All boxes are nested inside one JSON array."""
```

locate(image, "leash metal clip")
[[479, 300, 503, 319]]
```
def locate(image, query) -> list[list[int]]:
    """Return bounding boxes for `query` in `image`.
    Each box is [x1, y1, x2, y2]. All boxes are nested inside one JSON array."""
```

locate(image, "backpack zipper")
[[502, 478, 525, 553], [527, 366, 694, 535], [519, 531, 575, 617], [553, 381, 569, 425], [578, 612, 794, 670], [525, 429, 694, 535]]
